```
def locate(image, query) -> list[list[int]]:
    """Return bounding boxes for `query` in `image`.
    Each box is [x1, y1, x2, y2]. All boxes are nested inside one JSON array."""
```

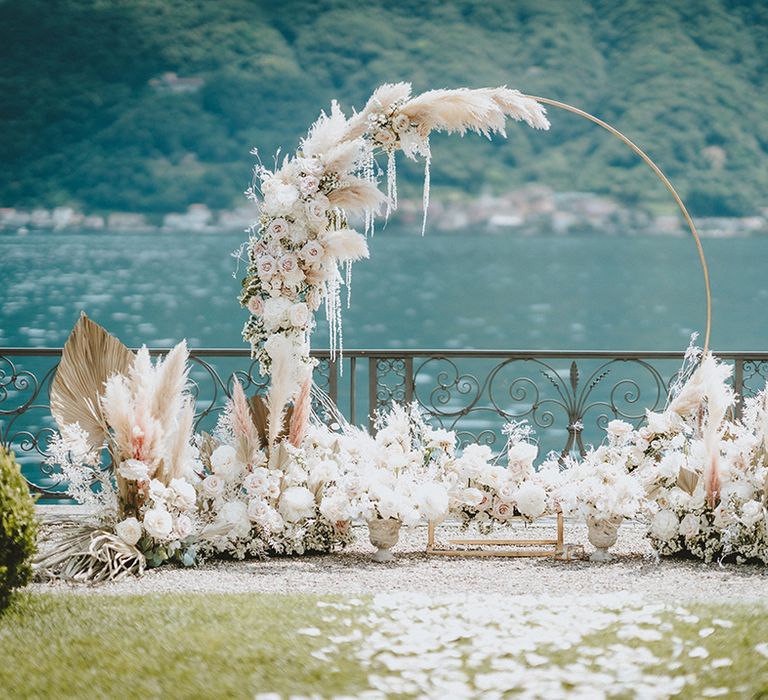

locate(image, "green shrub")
[[0, 446, 38, 611]]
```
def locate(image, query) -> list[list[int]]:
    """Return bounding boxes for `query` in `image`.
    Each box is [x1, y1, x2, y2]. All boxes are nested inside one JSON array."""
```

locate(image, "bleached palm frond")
[[327, 177, 386, 213], [320, 228, 369, 262], [50, 312, 135, 449]]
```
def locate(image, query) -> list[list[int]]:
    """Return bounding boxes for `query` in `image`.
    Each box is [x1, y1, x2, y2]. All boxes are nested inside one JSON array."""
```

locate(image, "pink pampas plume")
[[231, 379, 260, 448], [705, 452, 721, 509], [288, 377, 312, 448]]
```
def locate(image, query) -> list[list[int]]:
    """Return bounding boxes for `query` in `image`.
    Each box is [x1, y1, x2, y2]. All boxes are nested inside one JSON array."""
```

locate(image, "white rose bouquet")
[[442, 420, 557, 533]]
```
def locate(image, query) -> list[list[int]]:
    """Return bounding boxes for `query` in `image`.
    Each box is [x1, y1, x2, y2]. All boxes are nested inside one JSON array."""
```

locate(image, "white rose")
[[374, 128, 396, 147], [299, 240, 324, 266], [243, 468, 269, 496], [650, 509, 679, 541], [679, 513, 701, 538], [174, 513, 193, 540], [279, 486, 316, 522], [392, 113, 411, 133], [247, 497, 270, 523], [256, 255, 277, 280], [297, 156, 324, 176], [741, 500, 765, 527], [247, 296, 264, 316], [288, 302, 310, 328], [262, 297, 292, 331], [115, 517, 142, 546], [210, 444, 241, 480], [263, 180, 299, 214], [514, 482, 547, 520], [220, 500, 251, 538], [143, 506, 173, 539], [507, 442, 538, 468], [168, 478, 196, 511], [304, 194, 330, 228], [491, 497, 514, 521], [266, 217, 291, 238], [148, 479, 167, 502], [201, 475, 224, 498], [607, 419, 634, 442], [118, 458, 150, 481], [415, 483, 449, 522], [298, 174, 320, 195], [319, 490, 352, 523]]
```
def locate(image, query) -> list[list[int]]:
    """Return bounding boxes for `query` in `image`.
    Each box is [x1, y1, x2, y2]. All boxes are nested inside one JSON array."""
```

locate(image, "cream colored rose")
[[143, 506, 173, 539], [650, 509, 679, 541], [279, 486, 316, 522], [115, 517, 142, 546], [288, 302, 310, 328], [118, 458, 149, 481]]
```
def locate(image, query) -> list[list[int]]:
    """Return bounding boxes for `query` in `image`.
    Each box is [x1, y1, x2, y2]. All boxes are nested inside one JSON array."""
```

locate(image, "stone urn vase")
[[586, 515, 623, 562], [367, 517, 402, 562]]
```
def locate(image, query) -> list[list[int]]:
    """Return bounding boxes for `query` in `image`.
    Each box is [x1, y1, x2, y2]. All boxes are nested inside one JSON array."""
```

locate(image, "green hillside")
[[1, 0, 767, 216]]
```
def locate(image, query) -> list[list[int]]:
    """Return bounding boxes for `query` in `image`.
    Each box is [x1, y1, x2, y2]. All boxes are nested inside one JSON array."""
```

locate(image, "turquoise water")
[[2, 228, 766, 494], [1, 229, 766, 351]]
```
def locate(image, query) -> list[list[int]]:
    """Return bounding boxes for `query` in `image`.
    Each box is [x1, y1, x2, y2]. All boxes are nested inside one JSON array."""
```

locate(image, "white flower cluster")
[[557, 420, 646, 524], [319, 404, 452, 527], [635, 372, 768, 564], [119, 476, 198, 567], [440, 421, 560, 532], [195, 410, 353, 559]]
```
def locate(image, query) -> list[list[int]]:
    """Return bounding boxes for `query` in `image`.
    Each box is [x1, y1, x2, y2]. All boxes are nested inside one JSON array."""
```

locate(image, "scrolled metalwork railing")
[[2, 347, 767, 500]]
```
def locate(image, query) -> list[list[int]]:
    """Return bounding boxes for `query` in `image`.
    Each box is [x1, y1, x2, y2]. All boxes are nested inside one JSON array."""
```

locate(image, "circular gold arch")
[[526, 96, 712, 352]]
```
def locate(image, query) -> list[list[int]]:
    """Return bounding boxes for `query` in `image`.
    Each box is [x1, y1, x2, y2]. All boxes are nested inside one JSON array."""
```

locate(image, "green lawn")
[[2, 591, 768, 699]]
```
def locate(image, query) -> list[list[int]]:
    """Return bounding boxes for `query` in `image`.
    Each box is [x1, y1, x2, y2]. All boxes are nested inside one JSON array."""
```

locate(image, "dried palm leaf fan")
[[428, 95, 713, 559], [50, 312, 135, 450]]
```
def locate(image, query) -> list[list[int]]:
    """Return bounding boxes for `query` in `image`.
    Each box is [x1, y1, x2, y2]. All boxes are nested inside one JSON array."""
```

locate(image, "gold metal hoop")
[[527, 96, 712, 352]]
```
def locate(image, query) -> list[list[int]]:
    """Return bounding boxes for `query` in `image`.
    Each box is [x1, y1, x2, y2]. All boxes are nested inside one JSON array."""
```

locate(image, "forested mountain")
[[1, 0, 766, 216]]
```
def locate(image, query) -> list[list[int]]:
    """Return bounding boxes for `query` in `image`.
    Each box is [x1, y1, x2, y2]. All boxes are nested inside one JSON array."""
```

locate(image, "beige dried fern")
[[50, 313, 134, 449]]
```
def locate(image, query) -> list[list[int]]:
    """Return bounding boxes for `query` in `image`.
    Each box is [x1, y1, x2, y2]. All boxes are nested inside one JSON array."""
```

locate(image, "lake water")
[[1, 229, 766, 351], [2, 228, 766, 495]]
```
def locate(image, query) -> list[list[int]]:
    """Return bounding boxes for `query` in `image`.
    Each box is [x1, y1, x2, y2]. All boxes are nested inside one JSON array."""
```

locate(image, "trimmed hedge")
[[0, 446, 37, 610]]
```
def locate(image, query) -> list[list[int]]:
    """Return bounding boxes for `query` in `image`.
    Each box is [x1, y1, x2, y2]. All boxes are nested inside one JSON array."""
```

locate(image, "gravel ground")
[[29, 508, 768, 601]]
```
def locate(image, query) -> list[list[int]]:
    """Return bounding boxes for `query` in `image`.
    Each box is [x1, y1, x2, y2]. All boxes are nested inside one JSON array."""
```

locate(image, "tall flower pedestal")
[[587, 515, 622, 562], [367, 518, 402, 562]]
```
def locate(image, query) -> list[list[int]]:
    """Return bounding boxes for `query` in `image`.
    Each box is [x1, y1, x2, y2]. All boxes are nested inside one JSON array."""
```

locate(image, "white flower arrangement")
[[556, 419, 646, 525], [319, 404, 452, 528], [442, 421, 560, 533], [45, 340, 200, 570], [194, 381, 353, 559]]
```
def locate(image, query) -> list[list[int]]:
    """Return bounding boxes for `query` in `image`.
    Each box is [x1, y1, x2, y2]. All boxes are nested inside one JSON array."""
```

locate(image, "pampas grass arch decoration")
[[240, 84, 712, 438]]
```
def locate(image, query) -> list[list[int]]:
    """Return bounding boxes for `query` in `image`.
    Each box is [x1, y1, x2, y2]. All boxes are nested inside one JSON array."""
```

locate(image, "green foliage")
[[0, 0, 766, 216], [0, 447, 38, 611]]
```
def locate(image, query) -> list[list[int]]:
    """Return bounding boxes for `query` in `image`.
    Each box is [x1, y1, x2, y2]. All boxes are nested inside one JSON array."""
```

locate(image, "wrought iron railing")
[[2, 347, 767, 500]]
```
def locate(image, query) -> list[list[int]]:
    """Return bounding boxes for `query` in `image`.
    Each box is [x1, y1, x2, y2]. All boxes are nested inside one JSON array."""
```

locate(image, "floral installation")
[[195, 381, 353, 559], [556, 419, 646, 524], [442, 421, 561, 534], [320, 403, 453, 530], [238, 83, 549, 469], [39, 319, 200, 579]]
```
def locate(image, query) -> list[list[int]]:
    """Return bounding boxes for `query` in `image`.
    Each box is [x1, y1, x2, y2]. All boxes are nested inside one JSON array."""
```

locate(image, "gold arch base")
[[426, 95, 710, 558]]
